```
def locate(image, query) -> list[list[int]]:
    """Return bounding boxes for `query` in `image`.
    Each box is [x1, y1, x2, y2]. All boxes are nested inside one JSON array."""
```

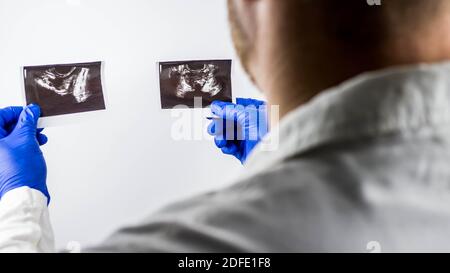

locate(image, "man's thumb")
[[13, 104, 40, 134]]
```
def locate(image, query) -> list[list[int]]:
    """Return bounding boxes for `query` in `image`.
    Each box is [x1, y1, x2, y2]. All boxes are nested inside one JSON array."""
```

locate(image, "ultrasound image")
[[23, 62, 106, 117], [159, 60, 232, 109]]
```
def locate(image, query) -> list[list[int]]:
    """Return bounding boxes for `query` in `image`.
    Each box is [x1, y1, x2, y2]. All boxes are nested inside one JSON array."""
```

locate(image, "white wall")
[[0, 0, 261, 249]]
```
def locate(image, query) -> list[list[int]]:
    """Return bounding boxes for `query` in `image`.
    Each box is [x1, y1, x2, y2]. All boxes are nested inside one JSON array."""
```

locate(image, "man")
[[2, 0, 450, 252]]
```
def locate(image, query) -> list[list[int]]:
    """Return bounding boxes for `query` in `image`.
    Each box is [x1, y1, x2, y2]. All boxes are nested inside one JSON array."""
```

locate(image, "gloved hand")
[[0, 105, 50, 204], [208, 98, 268, 164]]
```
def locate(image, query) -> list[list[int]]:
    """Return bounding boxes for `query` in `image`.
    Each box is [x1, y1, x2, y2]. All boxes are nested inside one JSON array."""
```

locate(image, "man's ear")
[[230, 0, 261, 41]]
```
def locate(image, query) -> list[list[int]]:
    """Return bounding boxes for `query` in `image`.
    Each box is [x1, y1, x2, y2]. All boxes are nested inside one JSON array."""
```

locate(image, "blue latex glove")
[[208, 98, 268, 164], [0, 105, 50, 204]]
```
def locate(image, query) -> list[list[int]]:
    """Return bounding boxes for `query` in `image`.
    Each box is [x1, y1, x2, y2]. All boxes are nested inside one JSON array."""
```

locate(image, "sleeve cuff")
[[0, 186, 54, 252], [1, 187, 48, 209]]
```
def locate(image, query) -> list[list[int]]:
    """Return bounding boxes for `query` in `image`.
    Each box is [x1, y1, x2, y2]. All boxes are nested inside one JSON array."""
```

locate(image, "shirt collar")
[[244, 61, 450, 176]]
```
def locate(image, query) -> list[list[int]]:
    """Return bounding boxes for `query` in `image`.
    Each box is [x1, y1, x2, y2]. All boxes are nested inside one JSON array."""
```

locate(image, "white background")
[[0, 0, 261, 249]]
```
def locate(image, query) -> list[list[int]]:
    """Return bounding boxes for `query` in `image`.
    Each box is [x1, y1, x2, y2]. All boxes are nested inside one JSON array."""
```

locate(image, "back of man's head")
[[228, 0, 450, 115]]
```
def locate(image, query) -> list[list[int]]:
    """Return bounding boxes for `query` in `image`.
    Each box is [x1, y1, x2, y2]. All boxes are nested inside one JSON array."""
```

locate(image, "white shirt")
[[0, 187, 54, 252], [4, 61, 450, 252]]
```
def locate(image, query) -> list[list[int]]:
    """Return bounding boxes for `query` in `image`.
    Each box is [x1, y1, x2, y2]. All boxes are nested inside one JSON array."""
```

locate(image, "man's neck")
[[265, 52, 450, 119]]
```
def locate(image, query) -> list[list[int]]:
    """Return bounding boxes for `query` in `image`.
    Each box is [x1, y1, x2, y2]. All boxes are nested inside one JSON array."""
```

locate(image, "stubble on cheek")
[[227, 0, 256, 84]]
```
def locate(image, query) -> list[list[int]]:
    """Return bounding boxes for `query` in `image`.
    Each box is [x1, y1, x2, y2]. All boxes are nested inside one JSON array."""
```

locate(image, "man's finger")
[[211, 101, 234, 116], [37, 133, 48, 146], [12, 105, 41, 136], [236, 98, 266, 107], [207, 121, 216, 135], [0, 106, 24, 127], [214, 137, 228, 149], [221, 144, 238, 156]]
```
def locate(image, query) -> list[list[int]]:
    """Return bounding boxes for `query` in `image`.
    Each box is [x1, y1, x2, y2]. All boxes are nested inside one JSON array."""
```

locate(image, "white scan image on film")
[[23, 61, 107, 127], [169, 63, 223, 98], [158, 59, 233, 109], [34, 66, 92, 103]]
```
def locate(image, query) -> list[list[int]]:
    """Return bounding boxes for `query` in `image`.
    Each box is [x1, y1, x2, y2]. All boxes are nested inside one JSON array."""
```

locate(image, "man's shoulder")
[[162, 157, 347, 217], [227, 157, 339, 197], [91, 157, 364, 252]]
